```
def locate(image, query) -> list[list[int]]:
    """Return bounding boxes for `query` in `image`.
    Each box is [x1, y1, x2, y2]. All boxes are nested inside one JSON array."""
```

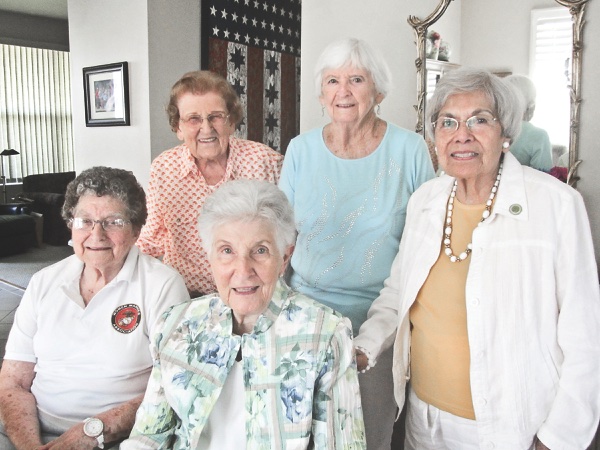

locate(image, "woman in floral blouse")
[[122, 179, 365, 449]]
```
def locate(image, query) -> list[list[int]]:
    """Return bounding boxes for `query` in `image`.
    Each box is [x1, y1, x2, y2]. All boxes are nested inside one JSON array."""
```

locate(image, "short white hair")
[[313, 38, 392, 99], [505, 74, 537, 121], [198, 179, 296, 256]]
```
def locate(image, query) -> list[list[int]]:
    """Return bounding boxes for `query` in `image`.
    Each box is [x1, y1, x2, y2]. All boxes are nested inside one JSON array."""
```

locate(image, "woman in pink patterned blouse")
[[137, 71, 283, 296]]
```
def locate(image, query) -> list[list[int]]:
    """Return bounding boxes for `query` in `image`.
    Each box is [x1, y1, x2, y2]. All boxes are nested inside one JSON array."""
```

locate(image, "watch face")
[[84, 418, 103, 437]]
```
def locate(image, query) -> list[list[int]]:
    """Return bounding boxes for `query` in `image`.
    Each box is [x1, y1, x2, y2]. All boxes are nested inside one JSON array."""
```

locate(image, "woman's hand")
[[355, 348, 369, 372], [39, 424, 97, 449]]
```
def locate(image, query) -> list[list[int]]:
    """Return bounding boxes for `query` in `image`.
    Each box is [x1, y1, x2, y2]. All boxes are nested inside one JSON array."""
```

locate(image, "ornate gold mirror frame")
[[408, 0, 589, 188], [407, 0, 454, 138]]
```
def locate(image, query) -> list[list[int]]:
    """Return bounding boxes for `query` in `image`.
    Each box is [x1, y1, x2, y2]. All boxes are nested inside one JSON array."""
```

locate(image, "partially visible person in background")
[[123, 180, 365, 449], [505, 74, 553, 172], [137, 70, 283, 297], [0, 167, 189, 449], [279, 37, 435, 449]]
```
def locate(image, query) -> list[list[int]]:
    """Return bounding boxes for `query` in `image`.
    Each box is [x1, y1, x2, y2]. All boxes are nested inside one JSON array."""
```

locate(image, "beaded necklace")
[[443, 161, 503, 262]]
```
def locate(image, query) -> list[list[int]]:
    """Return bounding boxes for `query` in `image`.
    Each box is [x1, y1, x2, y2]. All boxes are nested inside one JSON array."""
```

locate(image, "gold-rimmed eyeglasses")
[[69, 217, 131, 232], [179, 112, 229, 127], [433, 113, 498, 134]]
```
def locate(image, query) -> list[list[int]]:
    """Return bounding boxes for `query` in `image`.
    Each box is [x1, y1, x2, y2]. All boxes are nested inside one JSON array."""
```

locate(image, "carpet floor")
[[0, 245, 73, 290]]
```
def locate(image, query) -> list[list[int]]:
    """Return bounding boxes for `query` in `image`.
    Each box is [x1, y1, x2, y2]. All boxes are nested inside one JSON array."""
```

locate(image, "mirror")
[[408, 0, 589, 187]]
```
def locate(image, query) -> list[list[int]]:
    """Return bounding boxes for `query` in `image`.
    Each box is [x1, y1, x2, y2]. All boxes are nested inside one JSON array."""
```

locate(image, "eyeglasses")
[[70, 217, 131, 232], [433, 113, 498, 134], [179, 112, 229, 127]]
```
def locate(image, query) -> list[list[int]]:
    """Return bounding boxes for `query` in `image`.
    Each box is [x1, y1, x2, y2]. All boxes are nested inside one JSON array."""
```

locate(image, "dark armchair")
[[18, 171, 75, 246], [0, 204, 37, 257]]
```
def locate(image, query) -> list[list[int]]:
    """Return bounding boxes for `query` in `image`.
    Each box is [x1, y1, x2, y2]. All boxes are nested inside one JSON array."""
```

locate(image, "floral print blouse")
[[122, 280, 366, 449]]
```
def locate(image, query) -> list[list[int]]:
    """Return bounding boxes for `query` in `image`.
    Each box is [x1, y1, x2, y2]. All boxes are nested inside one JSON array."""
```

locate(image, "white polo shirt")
[[4, 246, 189, 423]]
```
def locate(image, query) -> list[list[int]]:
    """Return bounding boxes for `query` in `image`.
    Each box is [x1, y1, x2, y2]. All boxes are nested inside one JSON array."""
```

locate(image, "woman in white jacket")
[[359, 68, 600, 449]]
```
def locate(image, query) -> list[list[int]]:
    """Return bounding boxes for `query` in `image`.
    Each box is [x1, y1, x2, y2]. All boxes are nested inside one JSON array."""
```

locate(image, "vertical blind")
[[530, 8, 572, 147], [0, 44, 74, 182]]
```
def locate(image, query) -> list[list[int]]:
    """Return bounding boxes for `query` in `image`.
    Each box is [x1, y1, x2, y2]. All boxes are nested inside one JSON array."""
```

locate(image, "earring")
[[502, 142, 510, 149], [376, 104, 381, 115], [434, 147, 438, 155], [321, 106, 324, 117]]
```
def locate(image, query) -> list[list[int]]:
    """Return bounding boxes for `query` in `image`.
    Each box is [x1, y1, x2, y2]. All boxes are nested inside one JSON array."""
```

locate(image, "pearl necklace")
[[443, 162, 503, 263]]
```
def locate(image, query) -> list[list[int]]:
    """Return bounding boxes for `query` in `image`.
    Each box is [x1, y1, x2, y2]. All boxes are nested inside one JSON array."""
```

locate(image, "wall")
[[147, 2, 201, 160], [429, 0, 462, 64], [68, 0, 152, 186], [0, 10, 69, 51], [67, 0, 200, 187], [461, 0, 555, 73]]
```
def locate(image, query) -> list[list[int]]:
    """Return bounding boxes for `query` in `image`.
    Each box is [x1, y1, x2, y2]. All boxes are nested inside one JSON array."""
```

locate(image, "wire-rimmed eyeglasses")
[[179, 112, 229, 127], [69, 217, 131, 232], [433, 113, 498, 134]]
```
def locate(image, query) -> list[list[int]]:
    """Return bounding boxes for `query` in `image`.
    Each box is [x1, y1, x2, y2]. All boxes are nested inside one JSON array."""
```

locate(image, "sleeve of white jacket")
[[352, 193, 420, 366], [353, 253, 403, 366], [536, 191, 600, 449]]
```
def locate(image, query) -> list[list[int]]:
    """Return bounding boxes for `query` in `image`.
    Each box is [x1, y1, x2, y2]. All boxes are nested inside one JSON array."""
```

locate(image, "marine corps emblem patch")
[[112, 304, 141, 334]]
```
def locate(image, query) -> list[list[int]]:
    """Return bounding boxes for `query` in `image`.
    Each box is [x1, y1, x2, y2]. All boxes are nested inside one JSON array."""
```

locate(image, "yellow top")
[[409, 198, 485, 420]]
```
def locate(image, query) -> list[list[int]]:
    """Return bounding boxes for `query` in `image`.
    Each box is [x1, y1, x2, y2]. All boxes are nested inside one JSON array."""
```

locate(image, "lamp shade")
[[1, 149, 19, 156]]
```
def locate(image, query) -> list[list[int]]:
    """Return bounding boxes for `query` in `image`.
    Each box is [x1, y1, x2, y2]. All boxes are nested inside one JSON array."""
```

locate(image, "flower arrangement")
[[548, 166, 568, 183], [426, 30, 442, 59], [438, 40, 452, 61]]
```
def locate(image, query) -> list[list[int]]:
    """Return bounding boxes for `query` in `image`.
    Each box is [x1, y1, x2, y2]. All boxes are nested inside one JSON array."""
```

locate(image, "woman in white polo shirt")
[[0, 167, 189, 449]]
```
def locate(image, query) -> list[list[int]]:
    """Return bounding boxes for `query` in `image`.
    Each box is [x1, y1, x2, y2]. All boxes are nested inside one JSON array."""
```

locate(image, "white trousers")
[[404, 388, 541, 450], [404, 387, 481, 450]]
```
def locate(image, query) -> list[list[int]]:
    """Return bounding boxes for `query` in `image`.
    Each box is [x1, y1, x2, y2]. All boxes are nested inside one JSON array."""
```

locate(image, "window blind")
[[0, 44, 74, 182], [529, 7, 572, 147]]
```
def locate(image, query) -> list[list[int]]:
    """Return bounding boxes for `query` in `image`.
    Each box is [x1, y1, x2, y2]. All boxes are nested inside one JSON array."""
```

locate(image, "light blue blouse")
[[279, 124, 434, 334], [509, 121, 553, 171]]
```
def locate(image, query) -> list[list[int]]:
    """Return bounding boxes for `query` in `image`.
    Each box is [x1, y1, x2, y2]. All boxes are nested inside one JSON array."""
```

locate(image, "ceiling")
[[0, 0, 68, 19]]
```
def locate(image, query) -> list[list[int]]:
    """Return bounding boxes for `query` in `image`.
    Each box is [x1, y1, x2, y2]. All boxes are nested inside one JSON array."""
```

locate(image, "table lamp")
[[1, 148, 20, 203]]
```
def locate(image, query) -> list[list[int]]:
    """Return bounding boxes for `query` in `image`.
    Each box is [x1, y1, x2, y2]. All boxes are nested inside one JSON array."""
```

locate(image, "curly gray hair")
[[62, 166, 147, 232]]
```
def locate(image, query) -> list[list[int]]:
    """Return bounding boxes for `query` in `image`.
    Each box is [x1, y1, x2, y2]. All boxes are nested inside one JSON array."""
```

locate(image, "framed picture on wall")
[[83, 61, 130, 126]]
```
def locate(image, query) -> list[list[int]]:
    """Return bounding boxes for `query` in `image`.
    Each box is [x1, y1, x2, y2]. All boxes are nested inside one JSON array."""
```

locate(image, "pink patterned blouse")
[[137, 137, 283, 294]]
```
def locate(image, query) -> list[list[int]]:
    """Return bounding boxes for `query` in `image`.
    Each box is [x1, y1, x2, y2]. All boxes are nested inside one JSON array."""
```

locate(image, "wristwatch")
[[83, 417, 105, 449]]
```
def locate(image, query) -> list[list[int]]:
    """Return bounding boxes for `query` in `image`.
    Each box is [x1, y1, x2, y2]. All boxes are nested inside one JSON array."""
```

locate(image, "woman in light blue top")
[[505, 74, 553, 171], [279, 37, 434, 450]]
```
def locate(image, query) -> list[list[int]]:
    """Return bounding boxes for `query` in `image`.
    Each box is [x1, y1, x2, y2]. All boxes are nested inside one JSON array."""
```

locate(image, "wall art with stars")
[[201, 0, 301, 153]]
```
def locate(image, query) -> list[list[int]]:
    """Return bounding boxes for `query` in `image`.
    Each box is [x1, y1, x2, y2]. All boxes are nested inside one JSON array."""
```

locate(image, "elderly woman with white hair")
[[279, 37, 434, 449], [122, 179, 365, 449], [505, 74, 553, 171], [364, 68, 600, 449]]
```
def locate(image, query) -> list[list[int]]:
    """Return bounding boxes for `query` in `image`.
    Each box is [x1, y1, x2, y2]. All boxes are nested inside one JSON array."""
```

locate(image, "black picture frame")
[[83, 62, 130, 127]]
